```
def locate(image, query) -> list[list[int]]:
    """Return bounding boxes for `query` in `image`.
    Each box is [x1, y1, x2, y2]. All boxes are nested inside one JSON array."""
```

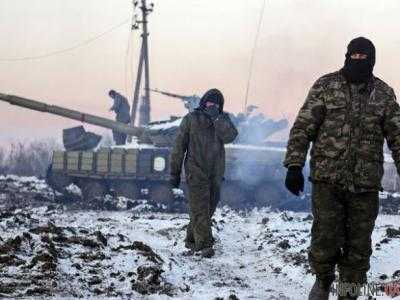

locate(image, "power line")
[[244, 0, 266, 112], [0, 18, 130, 62]]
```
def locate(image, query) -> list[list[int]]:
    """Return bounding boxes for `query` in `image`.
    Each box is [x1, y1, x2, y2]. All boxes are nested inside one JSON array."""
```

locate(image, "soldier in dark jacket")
[[170, 89, 238, 258], [109, 90, 131, 145], [284, 37, 400, 300]]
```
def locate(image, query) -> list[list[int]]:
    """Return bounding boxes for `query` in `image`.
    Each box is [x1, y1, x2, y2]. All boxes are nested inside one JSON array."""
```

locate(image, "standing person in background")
[[109, 89, 131, 145], [170, 89, 238, 258], [284, 37, 400, 300]]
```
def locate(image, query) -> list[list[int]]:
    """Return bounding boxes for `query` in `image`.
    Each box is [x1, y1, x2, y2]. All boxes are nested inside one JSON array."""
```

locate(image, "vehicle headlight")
[[153, 156, 166, 172]]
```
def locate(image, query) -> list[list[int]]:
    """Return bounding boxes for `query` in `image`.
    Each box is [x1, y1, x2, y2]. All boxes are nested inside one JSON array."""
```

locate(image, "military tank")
[[0, 92, 289, 209]]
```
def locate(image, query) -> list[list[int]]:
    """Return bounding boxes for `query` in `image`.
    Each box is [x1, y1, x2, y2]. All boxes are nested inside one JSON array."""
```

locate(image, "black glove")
[[203, 105, 220, 121], [169, 175, 181, 189], [285, 166, 304, 196]]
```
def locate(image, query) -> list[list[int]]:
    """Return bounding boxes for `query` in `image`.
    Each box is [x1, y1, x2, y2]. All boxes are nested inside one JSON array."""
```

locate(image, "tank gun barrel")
[[0, 93, 144, 136], [150, 89, 189, 100]]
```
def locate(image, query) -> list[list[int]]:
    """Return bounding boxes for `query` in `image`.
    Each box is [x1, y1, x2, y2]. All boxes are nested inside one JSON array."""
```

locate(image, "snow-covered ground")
[[1, 207, 400, 299], [1, 175, 400, 299]]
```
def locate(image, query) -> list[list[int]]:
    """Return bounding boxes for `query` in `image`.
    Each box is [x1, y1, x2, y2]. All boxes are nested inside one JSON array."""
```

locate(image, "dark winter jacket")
[[170, 91, 238, 184], [110, 92, 131, 124]]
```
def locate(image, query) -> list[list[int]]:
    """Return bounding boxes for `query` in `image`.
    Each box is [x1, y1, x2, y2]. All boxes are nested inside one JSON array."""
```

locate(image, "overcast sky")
[[1, 0, 400, 143]]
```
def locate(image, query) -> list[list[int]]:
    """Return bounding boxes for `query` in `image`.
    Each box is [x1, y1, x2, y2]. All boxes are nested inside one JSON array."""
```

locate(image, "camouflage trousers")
[[185, 178, 220, 251], [309, 182, 379, 284], [112, 130, 127, 145]]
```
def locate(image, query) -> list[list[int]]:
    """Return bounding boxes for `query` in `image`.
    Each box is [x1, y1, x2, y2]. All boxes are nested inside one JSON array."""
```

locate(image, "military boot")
[[308, 278, 332, 300], [200, 247, 215, 258], [184, 239, 195, 250]]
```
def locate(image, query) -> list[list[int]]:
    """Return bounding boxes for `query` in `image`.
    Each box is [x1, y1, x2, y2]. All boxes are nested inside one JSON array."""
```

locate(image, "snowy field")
[[0, 176, 400, 299]]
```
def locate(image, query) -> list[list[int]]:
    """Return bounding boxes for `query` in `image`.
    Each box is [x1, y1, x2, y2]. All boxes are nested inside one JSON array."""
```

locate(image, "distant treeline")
[[0, 140, 60, 177], [0, 134, 113, 177]]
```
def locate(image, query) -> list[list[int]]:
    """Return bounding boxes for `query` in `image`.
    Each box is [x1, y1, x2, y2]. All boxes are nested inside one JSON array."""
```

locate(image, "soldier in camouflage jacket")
[[284, 37, 400, 300]]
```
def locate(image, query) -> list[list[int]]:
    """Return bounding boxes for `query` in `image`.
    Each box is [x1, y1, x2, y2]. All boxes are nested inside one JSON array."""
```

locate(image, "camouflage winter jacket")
[[284, 70, 400, 192], [170, 109, 238, 185]]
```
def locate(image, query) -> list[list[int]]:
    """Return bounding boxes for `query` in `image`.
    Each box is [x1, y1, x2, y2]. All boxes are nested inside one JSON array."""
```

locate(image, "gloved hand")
[[169, 175, 181, 189], [285, 166, 304, 196], [203, 105, 220, 121]]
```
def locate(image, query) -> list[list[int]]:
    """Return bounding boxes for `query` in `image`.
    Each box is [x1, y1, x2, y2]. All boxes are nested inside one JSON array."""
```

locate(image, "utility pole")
[[131, 43, 144, 127], [130, 0, 153, 127], [139, 0, 151, 126]]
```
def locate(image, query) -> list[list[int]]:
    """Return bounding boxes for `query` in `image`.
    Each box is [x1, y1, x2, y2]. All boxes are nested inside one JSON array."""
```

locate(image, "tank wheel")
[[46, 167, 72, 193], [111, 182, 138, 200], [149, 183, 174, 205], [81, 180, 107, 201], [253, 182, 284, 209], [220, 183, 247, 209]]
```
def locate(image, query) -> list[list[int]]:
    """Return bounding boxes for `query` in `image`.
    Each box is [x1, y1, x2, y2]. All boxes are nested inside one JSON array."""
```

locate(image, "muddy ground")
[[1, 175, 400, 299]]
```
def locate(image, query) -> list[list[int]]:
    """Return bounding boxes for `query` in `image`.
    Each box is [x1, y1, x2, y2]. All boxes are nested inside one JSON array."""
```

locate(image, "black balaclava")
[[342, 37, 375, 84], [199, 89, 224, 112]]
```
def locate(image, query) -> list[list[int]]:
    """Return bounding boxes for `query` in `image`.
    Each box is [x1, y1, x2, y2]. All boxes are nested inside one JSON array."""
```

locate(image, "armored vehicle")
[[47, 143, 286, 208], [0, 93, 288, 209]]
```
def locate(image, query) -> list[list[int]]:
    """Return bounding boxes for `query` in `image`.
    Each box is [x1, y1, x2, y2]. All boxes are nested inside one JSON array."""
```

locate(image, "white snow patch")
[[65, 183, 82, 196], [112, 137, 157, 150], [384, 153, 394, 163], [226, 144, 287, 152], [172, 188, 184, 196], [2, 207, 398, 299]]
